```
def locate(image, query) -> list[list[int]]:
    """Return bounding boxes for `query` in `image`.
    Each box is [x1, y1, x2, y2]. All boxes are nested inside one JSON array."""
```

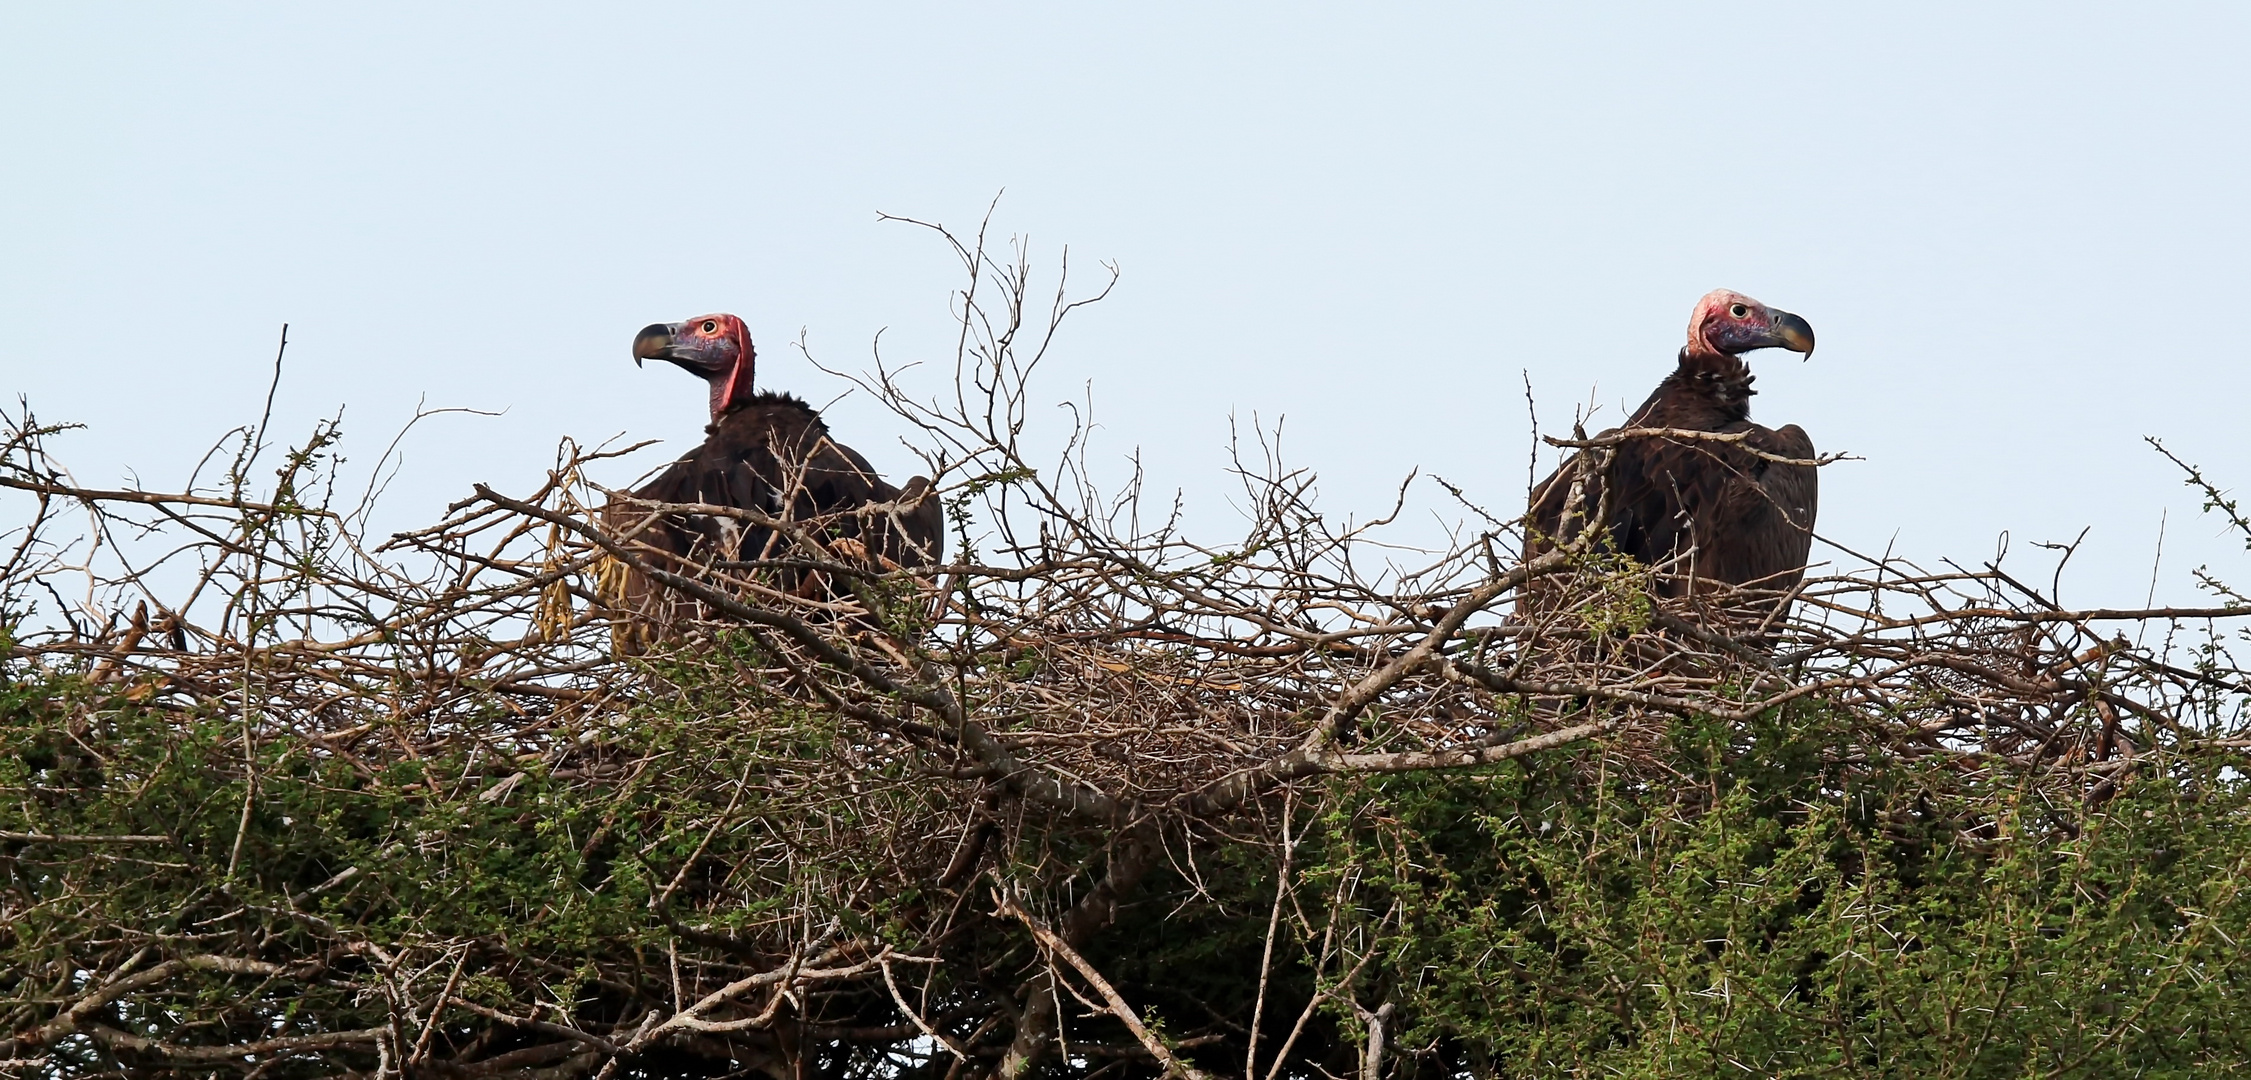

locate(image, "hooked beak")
[[632, 322, 678, 369], [1770, 309, 1816, 360], [631, 321, 734, 379]]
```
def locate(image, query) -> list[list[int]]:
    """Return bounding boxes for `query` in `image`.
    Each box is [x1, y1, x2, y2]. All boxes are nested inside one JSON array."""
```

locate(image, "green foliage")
[[12, 632, 2251, 1078], [1285, 707, 2251, 1078], [0, 651, 935, 1076], [9, 395, 2251, 1078]]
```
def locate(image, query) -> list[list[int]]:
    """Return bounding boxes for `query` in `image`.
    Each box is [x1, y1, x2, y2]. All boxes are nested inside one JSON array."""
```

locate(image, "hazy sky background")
[[5, 3, 2248, 606]]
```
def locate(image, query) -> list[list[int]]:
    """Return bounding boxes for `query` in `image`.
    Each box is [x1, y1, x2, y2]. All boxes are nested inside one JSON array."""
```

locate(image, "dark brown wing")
[[811, 438, 945, 569], [1525, 422, 1816, 597], [620, 396, 942, 566], [597, 438, 776, 652], [1702, 422, 1816, 590], [597, 394, 943, 650], [1528, 427, 1730, 587], [1526, 446, 1596, 555]]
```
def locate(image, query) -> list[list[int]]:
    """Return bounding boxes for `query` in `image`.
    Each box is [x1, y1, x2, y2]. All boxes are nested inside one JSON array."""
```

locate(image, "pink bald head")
[[1684, 290, 1816, 360], [632, 313, 757, 423]]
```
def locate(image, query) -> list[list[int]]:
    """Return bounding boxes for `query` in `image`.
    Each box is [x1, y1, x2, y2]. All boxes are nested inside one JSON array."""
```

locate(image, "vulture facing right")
[[1526, 289, 1820, 622]]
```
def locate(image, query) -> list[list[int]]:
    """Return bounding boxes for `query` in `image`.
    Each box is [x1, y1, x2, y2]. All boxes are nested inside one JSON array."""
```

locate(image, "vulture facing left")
[[1526, 289, 1820, 625], [599, 313, 943, 649]]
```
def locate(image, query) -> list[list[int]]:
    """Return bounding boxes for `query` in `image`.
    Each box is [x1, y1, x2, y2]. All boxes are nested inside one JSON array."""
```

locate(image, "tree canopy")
[[5, 225, 2251, 1079]]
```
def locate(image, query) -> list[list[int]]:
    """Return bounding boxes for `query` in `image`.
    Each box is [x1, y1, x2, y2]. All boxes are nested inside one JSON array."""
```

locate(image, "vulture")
[[1526, 289, 1818, 625], [598, 313, 944, 649]]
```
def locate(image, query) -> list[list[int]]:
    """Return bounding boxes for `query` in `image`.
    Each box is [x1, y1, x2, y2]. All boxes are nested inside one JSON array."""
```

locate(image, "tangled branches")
[[5, 222, 2251, 1079]]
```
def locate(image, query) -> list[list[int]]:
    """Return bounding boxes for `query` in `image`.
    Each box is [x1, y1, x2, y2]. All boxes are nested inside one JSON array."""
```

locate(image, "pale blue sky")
[[5, 3, 2247, 605]]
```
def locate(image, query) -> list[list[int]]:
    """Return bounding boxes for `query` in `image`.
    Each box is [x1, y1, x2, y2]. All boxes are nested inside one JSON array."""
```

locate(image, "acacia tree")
[[4, 217, 2251, 1079]]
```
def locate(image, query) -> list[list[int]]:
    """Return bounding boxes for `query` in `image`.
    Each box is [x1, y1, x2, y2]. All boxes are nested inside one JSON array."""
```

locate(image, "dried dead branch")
[[4, 219, 2250, 1078]]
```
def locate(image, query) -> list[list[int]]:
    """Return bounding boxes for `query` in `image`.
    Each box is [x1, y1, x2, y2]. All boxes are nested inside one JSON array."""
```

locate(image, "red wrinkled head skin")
[[1684, 289, 1815, 360], [684, 313, 753, 421], [633, 313, 757, 423]]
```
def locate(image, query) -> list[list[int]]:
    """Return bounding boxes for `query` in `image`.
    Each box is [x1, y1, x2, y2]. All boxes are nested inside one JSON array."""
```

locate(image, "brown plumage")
[[600, 314, 943, 649], [1526, 289, 1818, 627]]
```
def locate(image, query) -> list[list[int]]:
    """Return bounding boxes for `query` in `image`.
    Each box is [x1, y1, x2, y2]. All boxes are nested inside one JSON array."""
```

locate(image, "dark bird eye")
[[701, 320, 718, 334], [1728, 303, 1749, 318]]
